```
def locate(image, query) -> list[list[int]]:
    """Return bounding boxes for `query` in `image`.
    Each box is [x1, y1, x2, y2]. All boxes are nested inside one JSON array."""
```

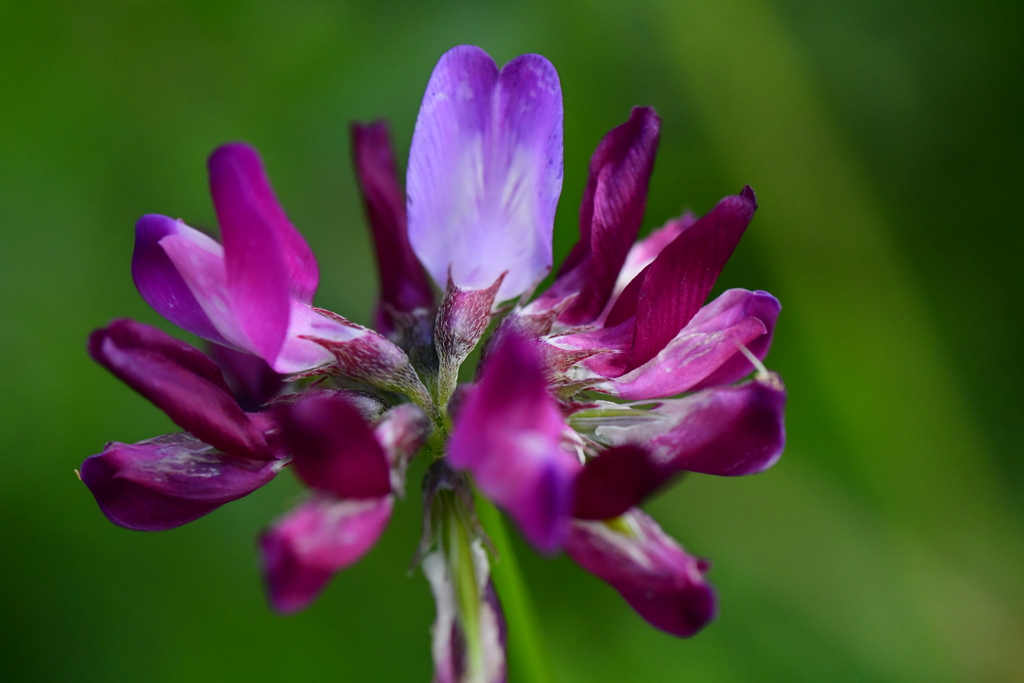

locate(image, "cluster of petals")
[[80, 44, 786, 683]]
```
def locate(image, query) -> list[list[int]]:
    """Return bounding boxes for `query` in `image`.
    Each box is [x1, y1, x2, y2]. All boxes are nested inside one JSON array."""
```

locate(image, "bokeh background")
[[2, 0, 1023, 681]]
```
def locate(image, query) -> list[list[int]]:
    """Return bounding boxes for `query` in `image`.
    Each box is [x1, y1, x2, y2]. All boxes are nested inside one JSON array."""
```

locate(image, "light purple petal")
[[132, 214, 227, 344], [351, 121, 435, 333], [272, 302, 359, 374], [627, 187, 758, 369], [80, 433, 282, 531], [89, 320, 272, 460], [259, 494, 393, 614], [690, 290, 781, 390], [595, 375, 787, 477], [278, 393, 392, 499], [407, 45, 563, 301], [566, 509, 716, 638], [208, 144, 293, 364], [208, 143, 319, 303], [448, 333, 580, 553], [535, 107, 661, 325]]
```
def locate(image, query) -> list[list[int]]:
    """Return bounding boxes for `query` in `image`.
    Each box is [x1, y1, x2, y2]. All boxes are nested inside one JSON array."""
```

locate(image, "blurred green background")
[[2, 0, 1022, 681]]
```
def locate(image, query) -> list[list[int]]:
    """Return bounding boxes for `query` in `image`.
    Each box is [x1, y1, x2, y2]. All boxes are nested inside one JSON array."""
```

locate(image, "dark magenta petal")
[[277, 393, 392, 499], [208, 144, 295, 363], [566, 509, 716, 638], [407, 46, 563, 302], [448, 333, 580, 553], [80, 433, 282, 531], [628, 187, 758, 370], [89, 320, 271, 459], [351, 120, 434, 332], [207, 343, 283, 412], [132, 214, 227, 344], [599, 376, 787, 477], [572, 445, 668, 520], [544, 107, 661, 325], [259, 494, 393, 614]]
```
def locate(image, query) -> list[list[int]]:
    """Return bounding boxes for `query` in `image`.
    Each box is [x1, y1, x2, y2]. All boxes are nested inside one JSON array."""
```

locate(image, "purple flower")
[[80, 44, 786, 682]]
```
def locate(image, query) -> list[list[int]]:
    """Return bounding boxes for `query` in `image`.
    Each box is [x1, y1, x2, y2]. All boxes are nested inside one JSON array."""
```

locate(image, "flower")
[[80, 44, 785, 683]]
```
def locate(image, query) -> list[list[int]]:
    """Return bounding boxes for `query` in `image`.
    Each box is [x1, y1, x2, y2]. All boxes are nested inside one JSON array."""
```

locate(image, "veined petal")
[[595, 375, 787, 477], [80, 433, 282, 531], [407, 45, 563, 302], [351, 120, 434, 333], [259, 494, 393, 614], [625, 187, 758, 370], [89, 320, 271, 459], [208, 144, 293, 364], [536, 107, 661, 325], [448, 333, 580, 553], [566, 509, 716, 638], [132, 214, 227, 344], [208, 143, 319, 303], [278, 393, 392, 499], [589, 289, 778, 399]]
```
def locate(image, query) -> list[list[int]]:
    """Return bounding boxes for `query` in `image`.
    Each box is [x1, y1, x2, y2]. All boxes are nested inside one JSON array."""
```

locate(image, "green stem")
[[473, 494, 553, 683]]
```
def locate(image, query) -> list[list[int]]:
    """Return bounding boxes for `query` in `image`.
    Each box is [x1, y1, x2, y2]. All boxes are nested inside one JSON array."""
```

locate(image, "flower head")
[[80, 44, 785, 682]]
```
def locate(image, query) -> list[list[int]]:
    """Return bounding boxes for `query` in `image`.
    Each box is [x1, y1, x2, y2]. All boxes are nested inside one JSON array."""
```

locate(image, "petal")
[[272, 302, 358, 374], [627, 187, 758, 370], [448, 333, 580, 553], [89, 321, 272, 459], [80, 433, 282, 531], [590, 289, 777, 399], [259, 494, 393, 614], [132, 214, 228, 344], [374, 404, 431, 496], [537, 107, 661, 325], [207, 343, 283, 412], [351, 120, 435, 333], [208, 144, 294, 363], [690, 289, 781, 390], [407, 46, 563, 301], [208, 143, 319, 303], [566, 509, 716, 638], [277, 393, 392, 499], [572, 445, 668, 520], [595, 375, 787, 477]]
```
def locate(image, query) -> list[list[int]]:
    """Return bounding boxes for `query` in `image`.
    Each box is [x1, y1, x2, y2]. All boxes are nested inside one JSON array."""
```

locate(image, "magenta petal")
[[278, 393, 392, 499], [448, 333, 579, 553], [599, 376, 787, 477], [132, 214, 227, 344], [80, 433, 282, 531], [628, 187, 758, 370], [89, 320, 272, 459], [545, 107, 661, 325], [207, 343, 283, 412], [259, 494, 393, 614], [690, 290, 781, 390], [351, 121, 434, 332], [572, 445, 667, 520], [566, 509, 716, 638], [208, 143, 319, 302], [208, 144, 294, 363], [407, 46, 563, 302]]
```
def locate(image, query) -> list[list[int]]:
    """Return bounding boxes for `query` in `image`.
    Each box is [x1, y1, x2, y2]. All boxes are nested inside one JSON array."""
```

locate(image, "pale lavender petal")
[[536, 107, 661, 325], [407, 45, 563, 301], [208, 144, 293, 364], [80, 433, 282, 532], [351, 121, 434, 334], [448, 333, 580, 553], [566, 509, 716, 638], [208, 143, 319, 303], [259, 494, 393, 614], [595, 375, 787, 477], [132, 214, 227, 344], [89, 320, 272, 460], [278, 393, 392, 499]]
